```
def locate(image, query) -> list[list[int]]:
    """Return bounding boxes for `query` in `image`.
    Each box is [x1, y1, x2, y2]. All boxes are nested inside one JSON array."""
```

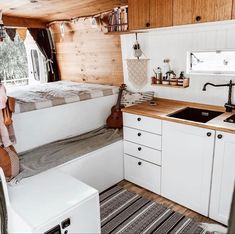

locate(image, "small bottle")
[[178, 71, 185, 86], [155, 67, 162, 84]]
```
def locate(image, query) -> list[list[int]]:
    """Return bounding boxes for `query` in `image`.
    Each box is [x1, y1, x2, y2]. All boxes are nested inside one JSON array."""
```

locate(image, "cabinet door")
[[150, 0, 173, 28], [193, 0, 232, 23], [173, 0, 194, 25], [124, 154, 161, 194], [162, 121, 215, 216], [128, 0, 150, 30], [209, 131, 235, 225], [214, 0, 233, 21], [232, 0, 235, 19]]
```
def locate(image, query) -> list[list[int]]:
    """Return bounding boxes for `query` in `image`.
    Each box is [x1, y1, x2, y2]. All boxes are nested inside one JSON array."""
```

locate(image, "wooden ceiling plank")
[[1, 0, 128, 22], [3, 15, 47, 28]]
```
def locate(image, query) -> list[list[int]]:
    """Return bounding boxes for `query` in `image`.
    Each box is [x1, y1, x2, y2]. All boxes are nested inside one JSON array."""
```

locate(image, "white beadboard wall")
[[121, 20, 235, 106]]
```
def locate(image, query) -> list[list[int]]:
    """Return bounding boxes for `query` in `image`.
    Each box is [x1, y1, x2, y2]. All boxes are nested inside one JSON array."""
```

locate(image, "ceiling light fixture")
[[0, 10, 6, 42]]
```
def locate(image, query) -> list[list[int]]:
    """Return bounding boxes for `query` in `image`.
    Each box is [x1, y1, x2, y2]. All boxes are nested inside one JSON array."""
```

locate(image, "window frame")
[[186, 49, 235, 76], [25, 45, 48, 84]]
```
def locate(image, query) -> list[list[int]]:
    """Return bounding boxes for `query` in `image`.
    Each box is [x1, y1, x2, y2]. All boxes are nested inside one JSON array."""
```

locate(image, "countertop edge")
[[122, 99, 235, 135]]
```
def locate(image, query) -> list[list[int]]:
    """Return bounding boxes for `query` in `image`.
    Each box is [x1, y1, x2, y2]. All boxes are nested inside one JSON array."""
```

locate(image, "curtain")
[[5, 28, 16, 42], [28, 28, 60, 82]]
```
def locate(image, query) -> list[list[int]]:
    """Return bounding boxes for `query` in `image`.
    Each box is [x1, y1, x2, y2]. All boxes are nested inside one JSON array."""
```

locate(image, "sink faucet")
[[202, 80, 235, 112]]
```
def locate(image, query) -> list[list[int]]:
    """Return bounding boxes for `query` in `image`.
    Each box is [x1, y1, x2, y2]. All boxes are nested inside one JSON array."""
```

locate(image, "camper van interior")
[[0, 0, 235, 233]]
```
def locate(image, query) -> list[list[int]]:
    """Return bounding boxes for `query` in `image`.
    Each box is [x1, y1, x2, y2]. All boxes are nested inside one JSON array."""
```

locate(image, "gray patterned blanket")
[[7, 81, 119, 113], [10, 127, 122, 184]]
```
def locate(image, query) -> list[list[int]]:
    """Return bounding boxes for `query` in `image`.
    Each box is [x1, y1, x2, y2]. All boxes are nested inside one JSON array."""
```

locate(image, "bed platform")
[[8, 81, 119, 153]]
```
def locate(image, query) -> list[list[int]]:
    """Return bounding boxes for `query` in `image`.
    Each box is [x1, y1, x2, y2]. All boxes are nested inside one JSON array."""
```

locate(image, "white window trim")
[[186, 49, 235, 76]]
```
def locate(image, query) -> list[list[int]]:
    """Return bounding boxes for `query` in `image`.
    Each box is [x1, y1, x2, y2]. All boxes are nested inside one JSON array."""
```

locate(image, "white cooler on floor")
[[6, 169, 101, 234]]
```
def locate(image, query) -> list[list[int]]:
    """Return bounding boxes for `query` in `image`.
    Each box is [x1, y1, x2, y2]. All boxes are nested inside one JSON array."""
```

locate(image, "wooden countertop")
[[122, 98, 235, 134]]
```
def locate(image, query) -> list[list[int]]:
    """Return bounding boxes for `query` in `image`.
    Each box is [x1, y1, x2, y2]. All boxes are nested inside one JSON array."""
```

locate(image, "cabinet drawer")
[[124, 154, 161, 194], [124, 127, 161, 150], [124, 141, 161, 165], [123, 113, 162, 135]]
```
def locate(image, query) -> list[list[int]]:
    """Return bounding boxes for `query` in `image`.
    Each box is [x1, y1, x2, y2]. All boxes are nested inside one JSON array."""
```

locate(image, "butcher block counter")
[[122, 98, 235, 134]]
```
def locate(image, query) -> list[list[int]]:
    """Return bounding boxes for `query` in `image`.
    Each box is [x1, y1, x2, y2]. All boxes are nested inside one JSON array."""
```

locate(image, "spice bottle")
[[178, 71, 185, 86]]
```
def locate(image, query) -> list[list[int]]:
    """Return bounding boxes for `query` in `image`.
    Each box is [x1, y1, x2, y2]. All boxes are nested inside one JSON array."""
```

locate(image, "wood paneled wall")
[[50, 18, 124, 86]]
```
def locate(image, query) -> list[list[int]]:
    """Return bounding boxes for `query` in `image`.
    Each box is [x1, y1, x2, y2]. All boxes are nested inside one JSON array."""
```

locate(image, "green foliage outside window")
[[0, 33, 28, 86]]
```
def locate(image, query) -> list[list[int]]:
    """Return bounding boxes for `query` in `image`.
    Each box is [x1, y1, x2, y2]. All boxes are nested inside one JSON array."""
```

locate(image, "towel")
[[0, 85, 7, 110], [0, 84, 16, 147]]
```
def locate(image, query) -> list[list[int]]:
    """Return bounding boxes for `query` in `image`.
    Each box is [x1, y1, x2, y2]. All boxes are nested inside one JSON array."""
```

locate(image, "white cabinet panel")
[[124, 140, 161, 165], [124, 127, 161, 150], [124, 154, 161, 194], [123, 113, 162, 134], [162, 121, 215, 216], [210, 131, 235, 225], [58, 141, 124, 193]]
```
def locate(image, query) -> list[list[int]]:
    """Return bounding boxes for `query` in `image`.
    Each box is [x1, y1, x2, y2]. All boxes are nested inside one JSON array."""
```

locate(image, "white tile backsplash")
[[121, 20, 235, 106]]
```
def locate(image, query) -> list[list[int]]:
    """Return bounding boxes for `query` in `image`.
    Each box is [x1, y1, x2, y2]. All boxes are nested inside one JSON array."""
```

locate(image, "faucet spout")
[[202, 80, 235, 112], [202, 82, 215, 91], [202, 82, 230, 91]]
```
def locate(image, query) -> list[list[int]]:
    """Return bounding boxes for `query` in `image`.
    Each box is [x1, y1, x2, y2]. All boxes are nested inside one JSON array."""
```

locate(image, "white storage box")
[[7, 169, 101, 234]]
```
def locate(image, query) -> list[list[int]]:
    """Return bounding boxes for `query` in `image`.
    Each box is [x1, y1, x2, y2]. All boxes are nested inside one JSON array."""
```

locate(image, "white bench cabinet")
[[162, 121, 215, 216], [209, 131, 235, 225]]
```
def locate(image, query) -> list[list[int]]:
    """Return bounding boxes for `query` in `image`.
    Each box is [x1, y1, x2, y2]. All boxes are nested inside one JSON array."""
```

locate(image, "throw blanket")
[[7, 81, 119, 114], [10, 127, 122, 184], [0, 84, 16, 147]]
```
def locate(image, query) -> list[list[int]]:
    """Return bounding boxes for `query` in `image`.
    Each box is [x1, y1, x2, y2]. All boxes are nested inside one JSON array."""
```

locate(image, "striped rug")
[[100, 186, 208, 234]]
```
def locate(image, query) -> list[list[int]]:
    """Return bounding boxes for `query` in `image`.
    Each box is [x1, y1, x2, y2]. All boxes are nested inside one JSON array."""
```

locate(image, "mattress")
[[7, 81, 119, 114]]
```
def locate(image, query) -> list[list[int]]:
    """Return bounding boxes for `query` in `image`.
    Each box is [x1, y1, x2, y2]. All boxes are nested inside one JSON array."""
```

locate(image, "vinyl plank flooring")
[[118, 180, 219, 224]]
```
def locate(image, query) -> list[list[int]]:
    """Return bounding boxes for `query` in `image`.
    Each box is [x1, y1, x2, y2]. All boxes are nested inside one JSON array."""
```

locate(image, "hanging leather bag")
[[2, 97, 15, 126], [0, 145, 19, 181]]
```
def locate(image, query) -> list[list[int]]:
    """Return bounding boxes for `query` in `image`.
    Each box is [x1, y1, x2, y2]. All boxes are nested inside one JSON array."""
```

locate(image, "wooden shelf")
[[104, 31, 131, 35], [151, 84, 189, 88], [151, 78, 190, 88], [104, 30, 147, 35]]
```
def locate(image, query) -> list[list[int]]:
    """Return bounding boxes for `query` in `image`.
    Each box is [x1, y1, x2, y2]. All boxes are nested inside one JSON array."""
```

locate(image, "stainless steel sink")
[[224, 114, 235, 123], [168, 107, 224, 123]]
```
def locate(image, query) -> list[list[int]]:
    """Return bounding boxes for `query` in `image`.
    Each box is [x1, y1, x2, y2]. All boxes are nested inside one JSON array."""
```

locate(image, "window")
[[0, 30, 47, 87], [187, 50, 235, 75], [0, 32, 28, 86]]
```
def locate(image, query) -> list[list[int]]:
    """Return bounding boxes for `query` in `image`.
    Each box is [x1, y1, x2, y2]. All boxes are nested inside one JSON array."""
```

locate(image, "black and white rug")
[[100, 185, 208, 234]]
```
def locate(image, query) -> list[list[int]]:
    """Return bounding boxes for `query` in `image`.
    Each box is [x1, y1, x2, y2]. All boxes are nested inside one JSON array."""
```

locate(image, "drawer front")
[[123, 113, 162, 135], [124, 127, 161, 150], [124, 141, 161, 165], [124, 154, 161, 194]]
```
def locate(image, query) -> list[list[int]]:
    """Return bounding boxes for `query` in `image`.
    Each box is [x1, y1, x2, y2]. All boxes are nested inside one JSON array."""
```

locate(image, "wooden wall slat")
[[50, 18, 124, 86]]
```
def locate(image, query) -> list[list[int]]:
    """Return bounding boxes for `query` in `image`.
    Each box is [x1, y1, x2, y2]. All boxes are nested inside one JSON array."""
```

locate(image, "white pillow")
[[121, 90, 154, 107]]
